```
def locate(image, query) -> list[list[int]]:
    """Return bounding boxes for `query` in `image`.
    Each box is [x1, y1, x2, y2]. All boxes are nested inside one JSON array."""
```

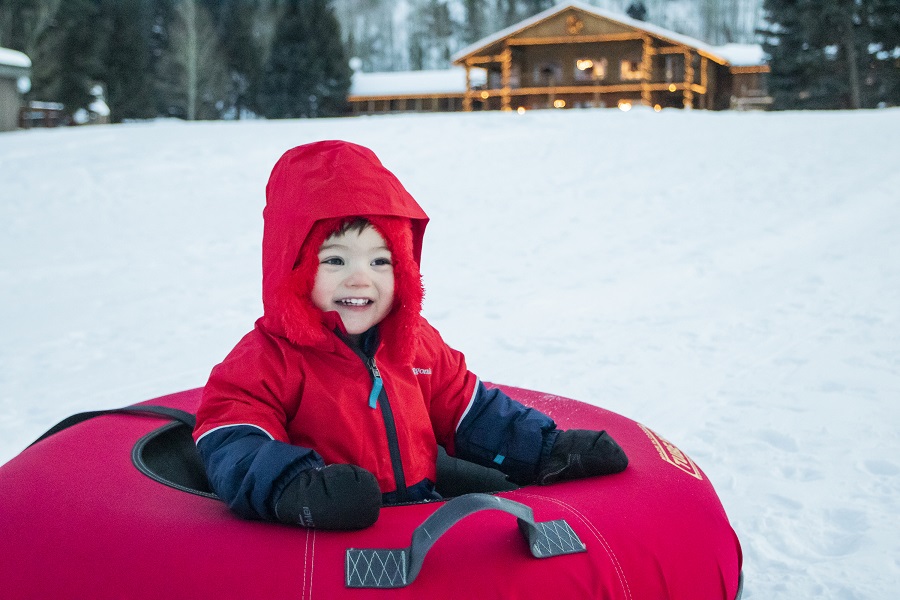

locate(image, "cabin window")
[[665, 55, 684, 82], [488, 66, 520, 89], [534, 61, 563, 86], [574, 58, 607, 82], [620, 59, 643, 81], [510, 64, 521, 88]]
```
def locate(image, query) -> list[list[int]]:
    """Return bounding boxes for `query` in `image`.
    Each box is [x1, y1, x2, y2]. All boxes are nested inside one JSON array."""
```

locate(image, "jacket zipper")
[[363, 354, 409, 501]]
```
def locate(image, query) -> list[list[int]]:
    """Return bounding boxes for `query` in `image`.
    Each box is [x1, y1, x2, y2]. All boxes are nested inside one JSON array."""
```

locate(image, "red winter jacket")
[[194, 141, 480, 495], [195, 142, 557, 520]]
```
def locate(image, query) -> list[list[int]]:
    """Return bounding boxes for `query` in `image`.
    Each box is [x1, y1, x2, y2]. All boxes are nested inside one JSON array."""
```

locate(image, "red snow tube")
[[0, 385, 742, 599]]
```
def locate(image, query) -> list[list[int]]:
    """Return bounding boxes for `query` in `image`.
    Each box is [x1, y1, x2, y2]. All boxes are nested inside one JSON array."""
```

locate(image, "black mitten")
[[274, 464, 381, 530], [536, 429, 628, 485]]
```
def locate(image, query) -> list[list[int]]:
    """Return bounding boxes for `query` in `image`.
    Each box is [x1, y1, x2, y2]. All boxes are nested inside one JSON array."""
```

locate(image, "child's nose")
[[344, 266, 371, 287]]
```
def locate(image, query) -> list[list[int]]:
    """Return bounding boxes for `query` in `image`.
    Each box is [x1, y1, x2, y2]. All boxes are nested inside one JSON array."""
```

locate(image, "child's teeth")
[[342, 299, 368, 305]]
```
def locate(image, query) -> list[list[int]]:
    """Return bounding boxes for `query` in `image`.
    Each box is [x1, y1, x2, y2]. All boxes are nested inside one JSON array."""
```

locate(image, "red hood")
[[260, 141, 429, 362]]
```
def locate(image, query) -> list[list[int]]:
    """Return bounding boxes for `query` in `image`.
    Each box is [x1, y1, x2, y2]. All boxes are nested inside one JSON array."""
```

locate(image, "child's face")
[[311, 226, 395, 337]]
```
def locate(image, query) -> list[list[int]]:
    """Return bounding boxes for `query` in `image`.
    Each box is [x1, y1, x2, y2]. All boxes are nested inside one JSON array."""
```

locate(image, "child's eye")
[[372, 257, 392, 267], [320, 257, 344, 266]]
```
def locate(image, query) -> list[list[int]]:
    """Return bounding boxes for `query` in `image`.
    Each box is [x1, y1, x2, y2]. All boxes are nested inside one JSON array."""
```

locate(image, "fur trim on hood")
[[272, 215, 424, 363], [259, 141, 429, 364]]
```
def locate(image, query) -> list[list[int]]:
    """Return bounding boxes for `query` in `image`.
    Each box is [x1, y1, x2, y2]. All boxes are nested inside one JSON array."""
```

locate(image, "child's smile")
[[338, 298, 371, 306], [311, 226, 395, 340]]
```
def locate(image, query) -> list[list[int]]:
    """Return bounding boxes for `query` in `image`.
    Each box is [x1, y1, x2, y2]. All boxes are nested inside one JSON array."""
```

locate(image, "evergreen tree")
[[627, 2, 648, 21], [462, 0, 488, 45], [156, 0, 228, 120], [206, 0, 263, 119], [0, 0, 63, 62], [762, 0, 899, 109], [332, 0, 398, 72], [258, 0, 350, 118], [49, 0, 106, 116], [409, 0, 457, 70], [0, 1, 19, 48], [148, 0, 176, 116], [99, 0, 156, 122], [1, 0, 113, 119], [3, 0, 103, 114], [761, 0, 815, 108], [864, 0, 900, 105]]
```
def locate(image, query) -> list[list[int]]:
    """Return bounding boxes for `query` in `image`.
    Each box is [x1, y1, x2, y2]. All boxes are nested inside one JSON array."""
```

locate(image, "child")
[[194, 140, 627, 530]]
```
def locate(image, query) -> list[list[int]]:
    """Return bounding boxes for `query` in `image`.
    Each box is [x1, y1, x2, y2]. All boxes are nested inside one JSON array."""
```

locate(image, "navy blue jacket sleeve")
[[453, 382, 559, 485], [196, 426, 325, 521]]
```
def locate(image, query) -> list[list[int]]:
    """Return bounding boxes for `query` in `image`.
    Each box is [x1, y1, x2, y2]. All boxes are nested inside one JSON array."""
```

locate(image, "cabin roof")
[[451, 1, 761, 67], [350, 67, 486, 97], [711, 43, 767, 67]]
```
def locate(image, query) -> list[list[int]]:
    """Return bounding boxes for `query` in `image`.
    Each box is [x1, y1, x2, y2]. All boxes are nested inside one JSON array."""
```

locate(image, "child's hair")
[[332, 217, 372, 238]]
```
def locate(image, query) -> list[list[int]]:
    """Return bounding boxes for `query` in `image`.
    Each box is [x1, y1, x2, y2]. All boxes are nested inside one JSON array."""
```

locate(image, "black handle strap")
[[30, 405, 196, 447], [346, 493, 586, 589]]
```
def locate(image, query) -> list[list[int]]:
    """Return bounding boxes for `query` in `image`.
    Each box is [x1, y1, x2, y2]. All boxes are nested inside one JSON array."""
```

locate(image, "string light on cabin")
[[654, 104, 662, 112], [668, 84, 677, 92], [517, 106, 526, 114], [553, 99, 566, 108], [480, 91, 490, 100], [576, 59, 594, 71], [618, 100, 632, 112]]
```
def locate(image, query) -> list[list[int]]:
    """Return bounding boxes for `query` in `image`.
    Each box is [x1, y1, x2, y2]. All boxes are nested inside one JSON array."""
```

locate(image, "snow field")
[[1, 107, 899, 598]]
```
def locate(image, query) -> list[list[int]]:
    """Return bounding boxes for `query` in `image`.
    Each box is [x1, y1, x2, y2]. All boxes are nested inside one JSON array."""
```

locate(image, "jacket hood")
[[261, 140, 429, 362]]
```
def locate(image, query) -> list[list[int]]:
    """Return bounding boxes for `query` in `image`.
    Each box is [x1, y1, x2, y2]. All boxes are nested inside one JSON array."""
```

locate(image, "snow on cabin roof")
[[350, 67, 486, 98], [452, 0, 764, 67], [0, 47, 31, 69], [712, 43, 767, 67]]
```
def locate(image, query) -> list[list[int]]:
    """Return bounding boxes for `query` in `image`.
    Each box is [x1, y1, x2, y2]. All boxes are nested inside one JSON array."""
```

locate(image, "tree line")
[[761, 0, 899, 109], [1, 0, 896, 120], [0, 0, 352, 121], [2, 0, 771, 122]]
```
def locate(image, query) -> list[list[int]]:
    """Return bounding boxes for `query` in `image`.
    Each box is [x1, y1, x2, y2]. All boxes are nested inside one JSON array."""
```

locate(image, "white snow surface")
[[1, 108, 899, 598], [0, 47, 31, 69]]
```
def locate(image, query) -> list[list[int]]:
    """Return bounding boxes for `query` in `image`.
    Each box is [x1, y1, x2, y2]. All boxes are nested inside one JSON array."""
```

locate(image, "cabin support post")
[[699, 56, 709, 109], [463, 63, 473, 112], [641, 36, 654, 106], [501, 45, 512, 111], [683, 49, 694, 109]]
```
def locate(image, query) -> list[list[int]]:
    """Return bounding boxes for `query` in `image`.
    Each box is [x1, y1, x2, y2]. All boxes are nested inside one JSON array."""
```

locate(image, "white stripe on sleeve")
[[455, 378, 480, 432], [196, 423, 276, 444]]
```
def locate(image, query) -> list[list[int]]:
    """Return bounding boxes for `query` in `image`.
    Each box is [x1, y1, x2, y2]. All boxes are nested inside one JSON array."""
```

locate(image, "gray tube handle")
[[346, 493, 586, 589]]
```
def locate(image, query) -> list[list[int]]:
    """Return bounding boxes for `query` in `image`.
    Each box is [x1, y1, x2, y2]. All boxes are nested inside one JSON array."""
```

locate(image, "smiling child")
[[193, 141, 628, 529]]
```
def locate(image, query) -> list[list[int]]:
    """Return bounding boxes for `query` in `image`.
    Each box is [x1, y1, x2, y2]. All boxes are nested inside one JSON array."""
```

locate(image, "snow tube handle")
[[346, 493, 586, 588], [30, 405, 196, 447]]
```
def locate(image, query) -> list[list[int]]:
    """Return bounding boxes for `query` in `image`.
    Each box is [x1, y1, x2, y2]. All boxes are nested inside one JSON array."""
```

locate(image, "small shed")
[[451, 0, 770, 112], [348, 68, 487, 115], [0, 47, 31, 132], [714, 43, 772, 110]]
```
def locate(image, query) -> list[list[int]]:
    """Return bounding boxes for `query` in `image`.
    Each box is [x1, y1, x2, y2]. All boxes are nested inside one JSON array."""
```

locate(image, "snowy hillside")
[[1, 107, 898, 598]]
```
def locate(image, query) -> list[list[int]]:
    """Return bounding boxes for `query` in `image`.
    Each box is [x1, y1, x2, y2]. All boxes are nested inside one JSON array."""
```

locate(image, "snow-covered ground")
[[1, 108, 898, 598]]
